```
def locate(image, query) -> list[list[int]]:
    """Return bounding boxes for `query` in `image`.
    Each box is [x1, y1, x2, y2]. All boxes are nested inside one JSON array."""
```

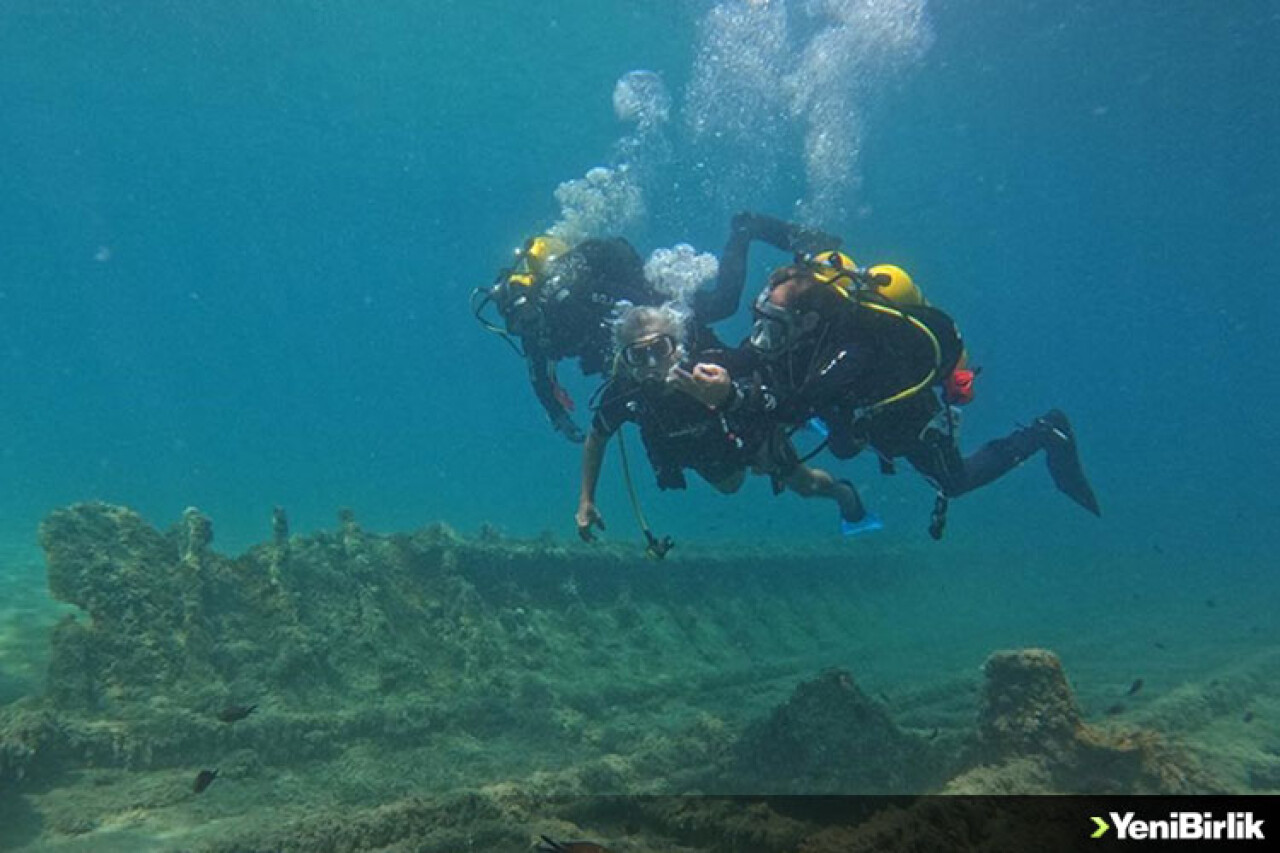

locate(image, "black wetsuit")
[[738, 295, 1042, 498], [592, 349, 774, 490], [693, 212, 839, 324], [511, 215, 841, 440], [521, 238, 658, 434]]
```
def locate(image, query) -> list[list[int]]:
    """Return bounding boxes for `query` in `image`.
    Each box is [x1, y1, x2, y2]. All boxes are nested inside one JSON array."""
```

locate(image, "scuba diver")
[[472, 235, 650, 443], [574, 302, 867, 551], [471, 213, 840, 443], [693, 250, 1100, 539]]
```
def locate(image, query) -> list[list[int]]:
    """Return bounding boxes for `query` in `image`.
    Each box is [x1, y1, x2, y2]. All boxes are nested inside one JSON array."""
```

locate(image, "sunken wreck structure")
[[0, 502, 1260, 851]]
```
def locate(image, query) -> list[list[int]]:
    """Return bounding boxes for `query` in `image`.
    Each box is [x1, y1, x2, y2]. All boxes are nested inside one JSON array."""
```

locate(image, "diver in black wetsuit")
[[691, 252, 1100, 538], [574, 302, 863, 543], [471, 214, 840, 443]]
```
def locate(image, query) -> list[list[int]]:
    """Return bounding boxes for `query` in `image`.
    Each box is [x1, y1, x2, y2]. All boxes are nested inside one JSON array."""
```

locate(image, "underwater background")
[[1, 1, 1279, 850], [1, 0, 1277, 555]]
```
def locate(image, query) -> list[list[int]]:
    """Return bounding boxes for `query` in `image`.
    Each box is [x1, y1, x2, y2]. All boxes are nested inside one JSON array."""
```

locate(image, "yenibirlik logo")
[[1091, 812, 1265, 841]]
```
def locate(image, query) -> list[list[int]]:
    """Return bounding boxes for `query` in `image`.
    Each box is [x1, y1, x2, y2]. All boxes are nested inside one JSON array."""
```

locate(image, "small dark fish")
[[1126, 678, 1144, 696], [1105, 703, 1125, 716], [926, 728, 940, 742], [1154, 642, 1167, 651], [216, 704, 257, 723], [193, 769, 218, 794], [1243, 711, 1255, 723], [1152, 544, 1165, 555], [1205, 598, 1217, 609], [537, 836, 610, 853]]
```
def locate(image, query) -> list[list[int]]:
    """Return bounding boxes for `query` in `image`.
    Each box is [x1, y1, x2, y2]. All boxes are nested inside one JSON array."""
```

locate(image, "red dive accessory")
[[944, 367, 977, 405], [548, 367, 575, 412], [552, 381, 575, 412]]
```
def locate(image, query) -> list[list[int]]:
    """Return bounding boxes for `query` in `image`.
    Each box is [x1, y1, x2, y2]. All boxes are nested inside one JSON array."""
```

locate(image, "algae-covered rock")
[[35, 502, 868, 780], [196, 791, 526, 853], [37, 503, 469, 714], [0, 703, 69, 788], [730, 668, 943, 793], [39, 503, 247, 709], [978, 649, 1083, 761], [1247, 756, 1280, 791], [974, 649, 1203, 793], [10, 502, 1233, 852]]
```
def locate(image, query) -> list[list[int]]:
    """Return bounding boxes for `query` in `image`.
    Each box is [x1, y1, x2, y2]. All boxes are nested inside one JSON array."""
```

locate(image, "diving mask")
[[622, 333, 679, 379], [748, 295, 801, 356], [485, 262, 540, 333]]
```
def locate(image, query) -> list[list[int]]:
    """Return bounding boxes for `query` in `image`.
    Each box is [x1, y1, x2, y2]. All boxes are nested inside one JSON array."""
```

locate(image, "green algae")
[[0, 502, 1276, 851]]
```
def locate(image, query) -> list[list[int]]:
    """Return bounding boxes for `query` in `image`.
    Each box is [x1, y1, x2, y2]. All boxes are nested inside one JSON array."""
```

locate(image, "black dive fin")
[[1040, 410, 1101, 516]]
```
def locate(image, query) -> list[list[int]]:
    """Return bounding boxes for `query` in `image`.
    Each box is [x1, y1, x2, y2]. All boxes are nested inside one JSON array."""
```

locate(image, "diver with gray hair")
[[575, 301, 866, 544], [473, 213, 840, 444]]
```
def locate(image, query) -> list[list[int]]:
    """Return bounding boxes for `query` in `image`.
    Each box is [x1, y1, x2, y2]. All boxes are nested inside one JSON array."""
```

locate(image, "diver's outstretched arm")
[[527, 351, 583, 443], [575, 428, 611, 541], [741, 211, 843, 257], [695, 212, 843, 324]]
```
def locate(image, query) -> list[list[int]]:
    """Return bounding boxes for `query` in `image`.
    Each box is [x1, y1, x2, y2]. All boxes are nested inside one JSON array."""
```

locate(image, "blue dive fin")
[[841, 512, 884, 537]]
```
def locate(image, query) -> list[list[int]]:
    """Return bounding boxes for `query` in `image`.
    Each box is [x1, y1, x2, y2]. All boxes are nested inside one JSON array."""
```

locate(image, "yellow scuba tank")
[[866, 263, 974, 401], [807, 252, 926, 307], [521, 234, 569, 277], [504, 234, 570, 291], [860, 261, 972, 401], [803, 248, 974, 408], [866, 264, 925, 306]]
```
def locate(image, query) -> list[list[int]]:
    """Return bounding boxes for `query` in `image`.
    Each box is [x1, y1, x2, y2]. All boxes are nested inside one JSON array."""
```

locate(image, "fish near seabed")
[[193, 769, 219, 794], [216, 703, 258, 723]]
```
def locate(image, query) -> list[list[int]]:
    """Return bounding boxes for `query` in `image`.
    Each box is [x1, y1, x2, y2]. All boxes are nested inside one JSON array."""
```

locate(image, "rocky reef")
[[730, 668, 948, 793], [959, 648, 1197, 794], [0, 502, 1265, 851]]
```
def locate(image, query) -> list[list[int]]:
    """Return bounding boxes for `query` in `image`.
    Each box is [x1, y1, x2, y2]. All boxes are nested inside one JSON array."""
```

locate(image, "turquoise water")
[[1, 0, 1276, 682], [2, 5, 1279, 847]]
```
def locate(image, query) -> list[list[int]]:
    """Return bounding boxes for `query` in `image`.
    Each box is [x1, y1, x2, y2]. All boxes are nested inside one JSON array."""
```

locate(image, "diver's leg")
[[904, 431, 967, 495], [779, 464, 866, 522], [760, 428, 877, 533], [907, 411, 1099, 515], [907, 421, 1039, 497], [704, 467, 747, 495]]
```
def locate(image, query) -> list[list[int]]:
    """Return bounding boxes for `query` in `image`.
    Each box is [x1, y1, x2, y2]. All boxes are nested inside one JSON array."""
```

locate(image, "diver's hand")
[[576, 501, 605, 542], [789, 223, 842, 256], [668, 363, 733, 409], [731, 211, 841, 255], [552, 412, 586, 444]]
